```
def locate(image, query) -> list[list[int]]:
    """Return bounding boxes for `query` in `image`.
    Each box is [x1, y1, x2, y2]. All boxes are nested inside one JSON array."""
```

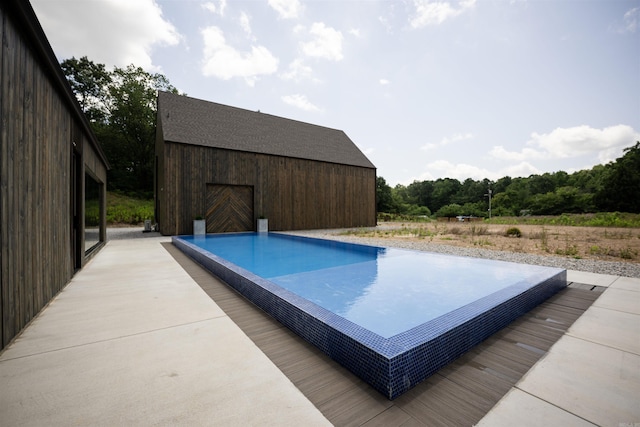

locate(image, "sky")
[[31, 0, 640, 186]]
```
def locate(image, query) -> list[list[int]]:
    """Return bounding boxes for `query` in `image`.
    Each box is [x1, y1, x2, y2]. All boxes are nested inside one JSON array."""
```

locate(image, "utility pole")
[[485, 185, 492, 219]]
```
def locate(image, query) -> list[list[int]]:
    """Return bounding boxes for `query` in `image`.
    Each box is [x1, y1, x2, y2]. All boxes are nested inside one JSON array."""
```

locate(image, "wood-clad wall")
[[157, 141, 376, 235], [0, 2, 108, 350]]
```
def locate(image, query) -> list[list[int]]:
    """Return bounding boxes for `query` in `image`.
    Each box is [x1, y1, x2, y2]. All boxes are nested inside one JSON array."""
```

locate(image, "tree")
[[431, 178, 462, 213], [528, 173, 556, 195], [106, 65, 178, 194], [493, 176, 512, 194], [61, 57, 179, 196], [460, 202, 486, 217], [376, 176, 396, 213], [501, 177, 530, 214], [405, 180, 433, 208], [595, 142, 640, 212], [61, 56, 111, 123], [435, 203, 462, 218], [567, 166, 605, 194], [491, 192, 515, 216]]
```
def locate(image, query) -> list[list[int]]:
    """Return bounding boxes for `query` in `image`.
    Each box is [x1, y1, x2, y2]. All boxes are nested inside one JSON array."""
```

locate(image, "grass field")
[[484, 212, 640, 228], [107, 192, 154, 225], [347, 213, 640, 262]]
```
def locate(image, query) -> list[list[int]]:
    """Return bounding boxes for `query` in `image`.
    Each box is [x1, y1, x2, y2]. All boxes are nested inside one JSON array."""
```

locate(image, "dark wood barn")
[[0, 0, 109, 350], [155, 92, 376, 235]]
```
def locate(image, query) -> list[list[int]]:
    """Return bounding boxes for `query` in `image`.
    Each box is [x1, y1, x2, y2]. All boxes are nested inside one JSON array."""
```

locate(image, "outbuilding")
[[0, 1, 109, 350], [155, 92, 376, 235]]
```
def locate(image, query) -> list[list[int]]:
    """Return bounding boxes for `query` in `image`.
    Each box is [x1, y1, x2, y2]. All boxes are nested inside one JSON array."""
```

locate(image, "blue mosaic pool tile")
[[172, 235, 567, 400]]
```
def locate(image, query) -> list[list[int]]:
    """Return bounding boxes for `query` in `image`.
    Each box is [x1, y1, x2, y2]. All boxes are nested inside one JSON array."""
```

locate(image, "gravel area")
[[107, 227, 163, 240], [285, 228, 640, 279]]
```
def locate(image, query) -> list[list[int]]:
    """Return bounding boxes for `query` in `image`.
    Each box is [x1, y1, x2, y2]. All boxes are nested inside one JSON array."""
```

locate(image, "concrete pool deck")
[[0, 236, 331, 426], [0, 235, 638, 425]]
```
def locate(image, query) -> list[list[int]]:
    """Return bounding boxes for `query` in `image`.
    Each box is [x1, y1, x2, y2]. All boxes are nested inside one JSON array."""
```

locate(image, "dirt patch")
[[360, 222, 640, 263]]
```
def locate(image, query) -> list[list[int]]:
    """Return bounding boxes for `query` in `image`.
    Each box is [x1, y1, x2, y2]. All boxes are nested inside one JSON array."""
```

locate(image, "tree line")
[[62, 57, 639, 214], [377, 142, 640, 217]]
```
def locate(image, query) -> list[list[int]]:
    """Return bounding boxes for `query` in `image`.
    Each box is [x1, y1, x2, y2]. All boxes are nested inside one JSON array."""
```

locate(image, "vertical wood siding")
[[0, 4, 108, 350], [157, 141, 376, 235]]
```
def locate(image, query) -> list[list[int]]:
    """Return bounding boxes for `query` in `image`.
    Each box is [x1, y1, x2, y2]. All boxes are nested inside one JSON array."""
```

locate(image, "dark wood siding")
[[157, 141, 376, 235], [0, 2, 108, 350]]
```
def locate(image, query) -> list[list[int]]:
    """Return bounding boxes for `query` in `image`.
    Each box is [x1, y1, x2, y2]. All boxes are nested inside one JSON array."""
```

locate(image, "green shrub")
[[505, 227, 522, 238], [620, 248, 638, 260]]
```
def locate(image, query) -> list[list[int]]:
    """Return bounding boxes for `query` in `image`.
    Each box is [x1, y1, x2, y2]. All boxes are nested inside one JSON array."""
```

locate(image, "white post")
[[193, 219, 206, 235], [485, 187, 492, 219]]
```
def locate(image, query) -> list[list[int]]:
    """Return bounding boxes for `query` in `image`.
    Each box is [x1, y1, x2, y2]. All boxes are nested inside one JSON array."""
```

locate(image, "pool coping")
[[172, 233, 567, 399]]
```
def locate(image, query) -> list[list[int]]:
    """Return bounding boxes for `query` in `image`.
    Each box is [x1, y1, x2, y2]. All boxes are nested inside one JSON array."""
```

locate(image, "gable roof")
[[157, 92, 375, 169]]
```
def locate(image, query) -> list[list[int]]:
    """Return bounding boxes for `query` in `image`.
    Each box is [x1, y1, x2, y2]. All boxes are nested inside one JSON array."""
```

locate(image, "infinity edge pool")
[[172, 233, 566, 399]]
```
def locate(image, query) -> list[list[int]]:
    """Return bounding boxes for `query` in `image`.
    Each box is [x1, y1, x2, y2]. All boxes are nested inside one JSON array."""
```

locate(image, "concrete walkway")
[[478, 271, 640, 427], [0, 237, 331, 426], [1, 236, 639, 426]]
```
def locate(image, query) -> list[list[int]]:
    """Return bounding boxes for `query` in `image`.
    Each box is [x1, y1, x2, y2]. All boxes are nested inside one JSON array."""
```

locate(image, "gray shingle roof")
[[157, 92, 375, 169]]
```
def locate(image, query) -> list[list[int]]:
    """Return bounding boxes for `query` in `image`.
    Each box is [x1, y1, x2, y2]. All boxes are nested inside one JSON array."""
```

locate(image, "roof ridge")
[[157, 91, 376, 169], [159, 91, 346, 134]]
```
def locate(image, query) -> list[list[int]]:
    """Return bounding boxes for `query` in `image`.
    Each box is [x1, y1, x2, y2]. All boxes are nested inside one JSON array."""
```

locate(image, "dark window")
[[84, 173, 103, 253]]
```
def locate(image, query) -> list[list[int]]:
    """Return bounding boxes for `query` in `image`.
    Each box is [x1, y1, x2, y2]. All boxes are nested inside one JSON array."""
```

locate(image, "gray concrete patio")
[[0, 236, 330, 426], [0, 233, 638, 426], [479, 272, 639, 427]]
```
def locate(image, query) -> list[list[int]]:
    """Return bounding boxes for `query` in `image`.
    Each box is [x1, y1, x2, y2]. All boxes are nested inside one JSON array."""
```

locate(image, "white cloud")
[[622, 7, 639, 33], [379, 79, 390, 85], [268, 0, 302, 19], [348, 28, 362, 38], [280, 59, 316, 82], [489, 125, 639, 164], [300, 23, 344, 61], [202, 3, 216, 14], [410, 0, 476, 28], [445, 132, 473, 144], [378, 16, 393, 33], [502, 161, 541, 178], [31, 0, 181, 71], [239, 12, 252, 38], [202, 0, 227, 17], [201, 26, 278, 86], [423, 159, 540, 181], [361, 146, 375, 156], [489, 145, 543, 161], [425, 159, 495, 180], [528, 124, 639, 161], [421, 132, 473, 150], [282, 94, 322, 112]]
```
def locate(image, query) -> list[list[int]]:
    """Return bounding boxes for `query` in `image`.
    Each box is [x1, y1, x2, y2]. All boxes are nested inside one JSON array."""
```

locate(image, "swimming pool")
[[173, 232, 566, 399]]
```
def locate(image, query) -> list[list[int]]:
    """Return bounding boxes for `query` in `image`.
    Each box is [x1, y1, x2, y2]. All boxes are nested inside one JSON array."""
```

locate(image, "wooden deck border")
[[163, 243, 603, 426]]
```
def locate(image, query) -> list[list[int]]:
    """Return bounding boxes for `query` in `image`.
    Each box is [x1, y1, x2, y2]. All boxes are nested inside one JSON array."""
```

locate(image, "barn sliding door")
[[206, 184, 254, 233]]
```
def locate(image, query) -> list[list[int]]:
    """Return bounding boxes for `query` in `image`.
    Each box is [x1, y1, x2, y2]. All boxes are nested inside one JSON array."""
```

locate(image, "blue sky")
[[32, 0, 639, 185]]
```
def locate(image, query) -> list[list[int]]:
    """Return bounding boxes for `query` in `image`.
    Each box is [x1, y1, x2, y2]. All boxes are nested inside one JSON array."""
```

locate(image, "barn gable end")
[[155, 92, 376, 235]]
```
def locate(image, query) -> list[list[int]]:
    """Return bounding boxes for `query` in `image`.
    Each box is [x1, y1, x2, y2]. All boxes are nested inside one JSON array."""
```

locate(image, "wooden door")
[[206, 184, 254, 233]]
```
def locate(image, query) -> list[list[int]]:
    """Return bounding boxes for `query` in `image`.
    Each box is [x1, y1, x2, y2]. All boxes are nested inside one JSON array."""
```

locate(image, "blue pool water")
[[174, 232, 566, 399], [181, 233, 559, 338]]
